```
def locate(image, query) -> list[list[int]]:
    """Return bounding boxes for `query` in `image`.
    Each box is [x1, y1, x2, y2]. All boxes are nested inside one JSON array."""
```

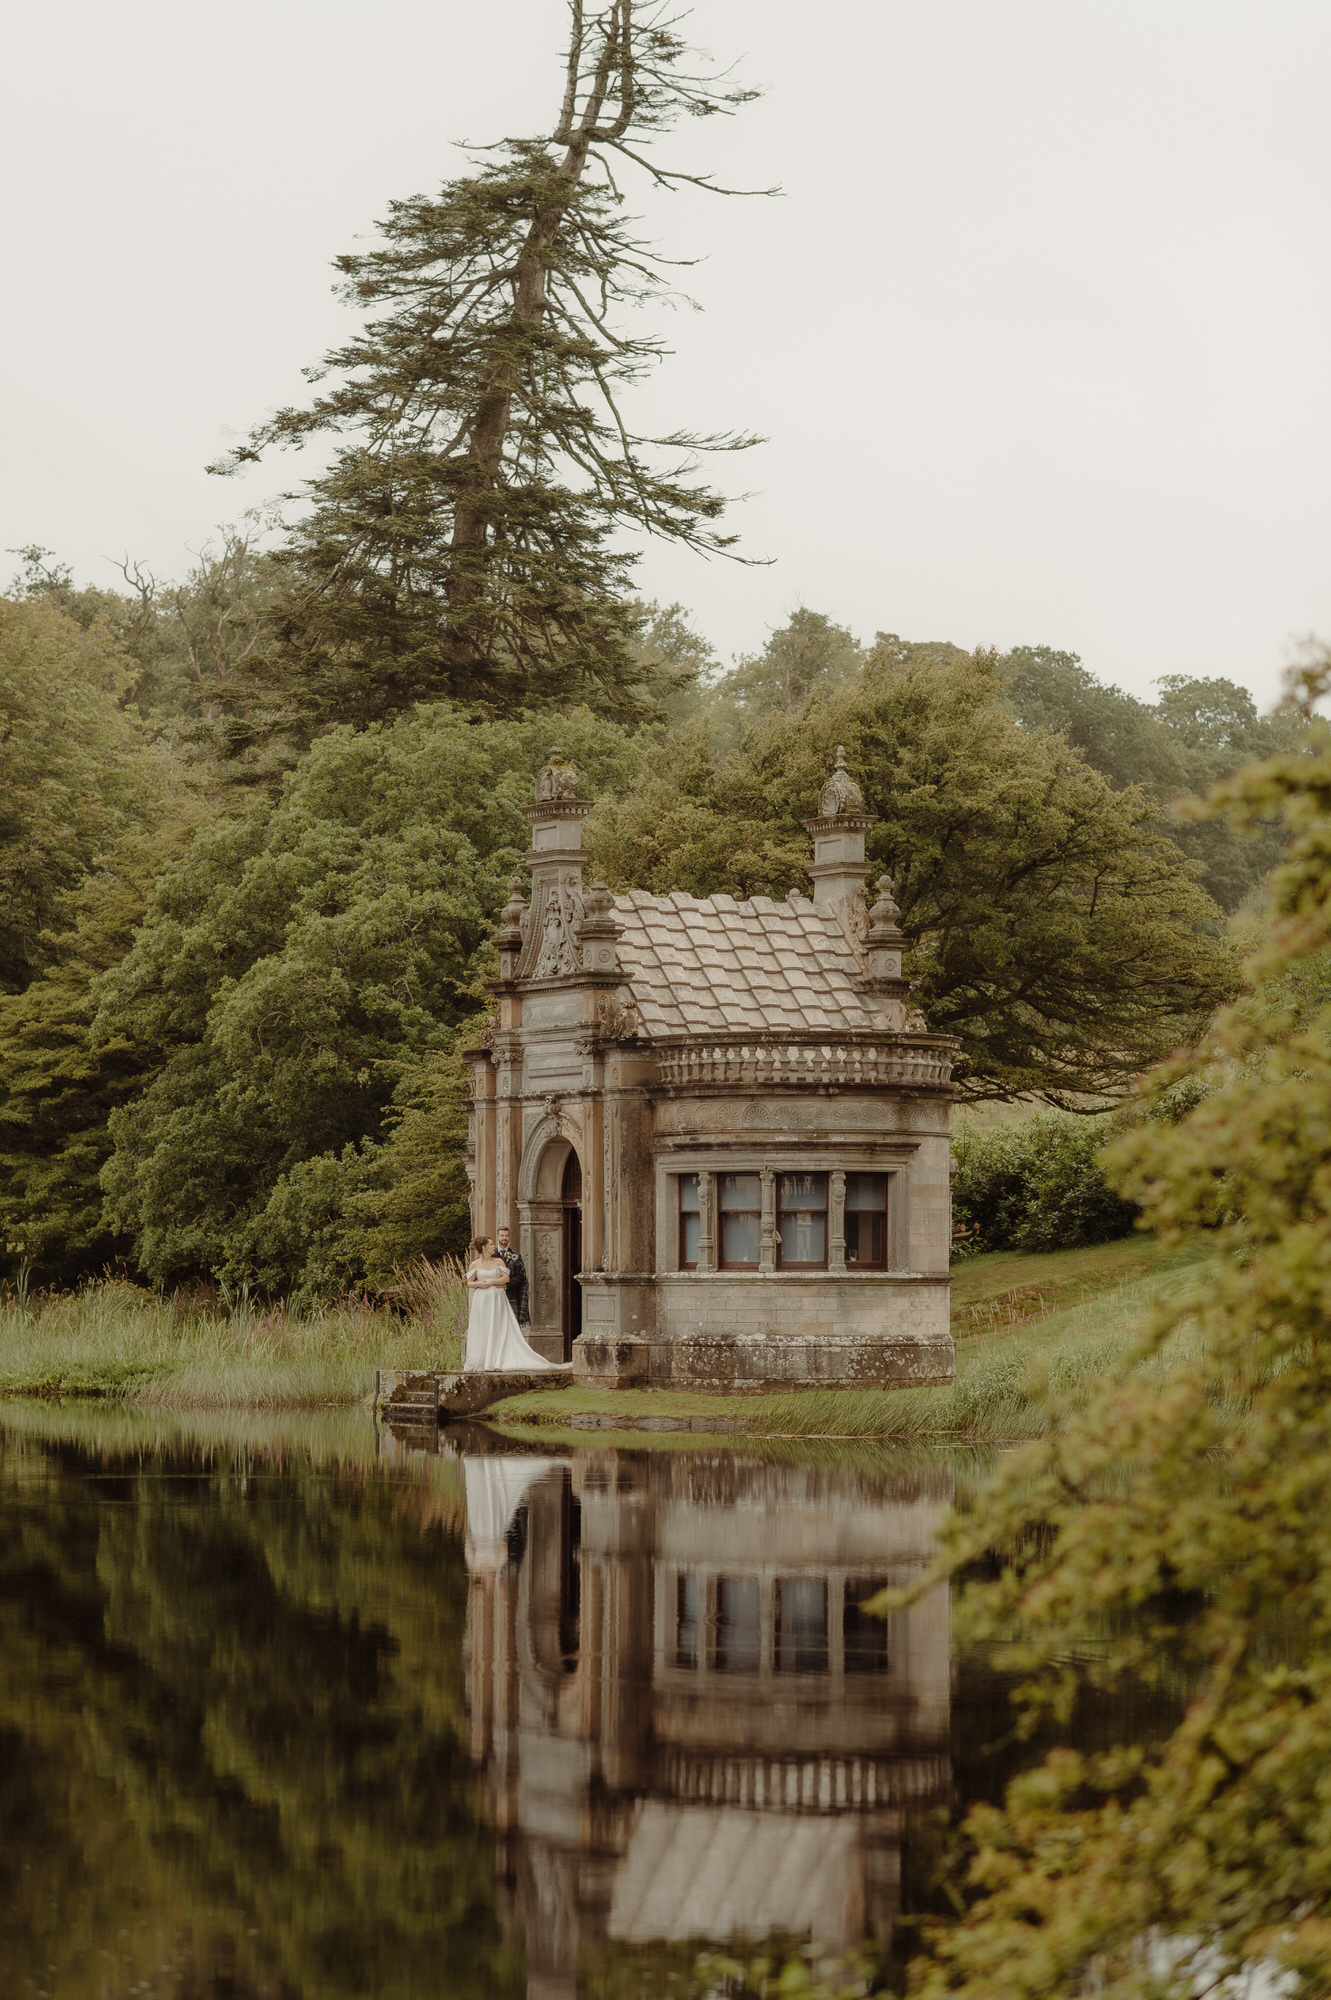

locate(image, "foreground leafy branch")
[[897, 661, 1331, 1998]]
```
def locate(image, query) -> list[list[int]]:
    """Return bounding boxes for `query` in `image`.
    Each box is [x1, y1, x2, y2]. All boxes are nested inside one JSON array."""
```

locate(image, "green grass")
[[0, 1276, 467, 1407], [490, 1236, 1216, 1443]]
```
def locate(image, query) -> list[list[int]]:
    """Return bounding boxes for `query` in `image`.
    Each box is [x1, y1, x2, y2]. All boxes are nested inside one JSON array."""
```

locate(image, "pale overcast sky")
[[2, 0, 1328, 708]]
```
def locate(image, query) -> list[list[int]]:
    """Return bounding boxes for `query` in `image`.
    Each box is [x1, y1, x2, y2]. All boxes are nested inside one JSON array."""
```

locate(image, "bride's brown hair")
[[470, 1234, 492, 1257]]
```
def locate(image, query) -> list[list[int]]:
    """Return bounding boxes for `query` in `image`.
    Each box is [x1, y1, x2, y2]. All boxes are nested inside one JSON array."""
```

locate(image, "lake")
[[0, 1402, 1143, 1998]]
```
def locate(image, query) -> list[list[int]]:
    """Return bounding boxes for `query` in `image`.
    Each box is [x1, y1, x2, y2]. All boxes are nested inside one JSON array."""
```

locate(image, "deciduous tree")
[[96, 706, 640, 1290], [586, 643, 1235, 1103], [0, 596, 168, 993]]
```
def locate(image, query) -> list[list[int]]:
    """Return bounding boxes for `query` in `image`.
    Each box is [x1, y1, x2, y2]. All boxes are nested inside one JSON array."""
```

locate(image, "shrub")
[[951, 1113, 1139, 1255]]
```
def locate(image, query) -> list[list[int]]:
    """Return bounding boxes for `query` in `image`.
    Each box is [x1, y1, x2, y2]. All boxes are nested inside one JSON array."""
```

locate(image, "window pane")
[[843, 1580, 889, 1672], [678, 1173, 700, 1213], [722, 1212, 761, 1265], [715, 1576, 761, 1672], [676, 1573, 700, 1670], [719, 1173, 762, 1211], [681, 1213, 701, 1265], [779, 1211, 826, 1264], [777, 1578, 828, 1674], [778, 1172, 827, 1210], [845, 1173, 888, 1212], [845, 1211, 885, 1266]]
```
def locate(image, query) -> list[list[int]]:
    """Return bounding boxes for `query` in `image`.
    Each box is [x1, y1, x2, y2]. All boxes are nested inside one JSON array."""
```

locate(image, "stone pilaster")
[[697, 1172, 716, 1275], [759, 1168, 776, 1273], [829, 1169, 847, 1274]]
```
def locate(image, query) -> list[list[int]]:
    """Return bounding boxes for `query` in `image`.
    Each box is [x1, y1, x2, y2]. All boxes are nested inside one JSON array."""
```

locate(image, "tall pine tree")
[[214, 1, 765, 732]]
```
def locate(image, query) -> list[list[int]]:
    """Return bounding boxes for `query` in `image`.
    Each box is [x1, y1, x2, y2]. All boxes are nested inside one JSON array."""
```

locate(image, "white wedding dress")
[[463, 1266, 563, 1372]]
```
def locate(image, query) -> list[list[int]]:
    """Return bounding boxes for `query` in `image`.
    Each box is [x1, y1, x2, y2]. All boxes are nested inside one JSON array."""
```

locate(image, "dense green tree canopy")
[[998, 643, 1304, 911], [0, 596, 169, 993], [0, 812, 208, 1283], [96, 706, 638, 1289], [587, 642, 1235, 1102], [712, 607, 864, 724]]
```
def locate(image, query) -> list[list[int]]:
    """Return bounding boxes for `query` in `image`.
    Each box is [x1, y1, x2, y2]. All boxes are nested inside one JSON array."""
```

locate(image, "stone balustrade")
[[653, 1037, 953, 1090]]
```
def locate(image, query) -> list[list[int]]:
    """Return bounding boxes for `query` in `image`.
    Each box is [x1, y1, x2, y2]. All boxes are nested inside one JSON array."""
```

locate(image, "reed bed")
[[0, 1257, 469, 1407]]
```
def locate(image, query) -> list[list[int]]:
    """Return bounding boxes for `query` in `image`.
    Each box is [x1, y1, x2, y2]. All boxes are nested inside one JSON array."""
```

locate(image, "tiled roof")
[[612, 890, 884, 1038]]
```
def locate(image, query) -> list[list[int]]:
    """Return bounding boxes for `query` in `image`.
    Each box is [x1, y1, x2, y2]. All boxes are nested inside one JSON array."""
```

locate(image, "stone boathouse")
[[464, 751, 957, 1390]]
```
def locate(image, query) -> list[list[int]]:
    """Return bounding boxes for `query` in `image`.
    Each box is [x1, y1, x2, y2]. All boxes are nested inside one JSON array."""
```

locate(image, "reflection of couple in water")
[[464, 1226, 562, 1372]]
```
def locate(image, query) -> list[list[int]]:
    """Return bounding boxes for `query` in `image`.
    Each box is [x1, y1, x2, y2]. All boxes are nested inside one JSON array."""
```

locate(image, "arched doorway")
[[561, 1150, 582, 1362]]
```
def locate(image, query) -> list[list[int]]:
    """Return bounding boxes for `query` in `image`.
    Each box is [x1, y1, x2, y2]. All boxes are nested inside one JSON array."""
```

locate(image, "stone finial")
[[495, 876, 527, 979], [535, 748, 579, 804], [818, 745, 865, 819], [867, 875, 902, 935], [576, 879, 621, 976], [864, 874, 909, 995]]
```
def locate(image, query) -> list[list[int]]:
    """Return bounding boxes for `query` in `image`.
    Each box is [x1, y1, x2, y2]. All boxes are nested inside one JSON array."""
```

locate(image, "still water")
[[0, 1403, 1107, 1999]]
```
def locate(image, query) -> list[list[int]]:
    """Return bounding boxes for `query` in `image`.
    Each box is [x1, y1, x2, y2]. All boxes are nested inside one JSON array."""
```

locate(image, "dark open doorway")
[[561, 1150, 582, 1363]]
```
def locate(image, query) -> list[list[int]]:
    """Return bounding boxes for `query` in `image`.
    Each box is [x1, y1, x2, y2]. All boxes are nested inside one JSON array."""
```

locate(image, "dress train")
[[463, 1279, 561, 1372]]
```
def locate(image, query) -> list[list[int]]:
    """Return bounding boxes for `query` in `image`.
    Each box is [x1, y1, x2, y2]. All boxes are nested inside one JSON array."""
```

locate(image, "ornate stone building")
[[465, 752, 956, 1389]]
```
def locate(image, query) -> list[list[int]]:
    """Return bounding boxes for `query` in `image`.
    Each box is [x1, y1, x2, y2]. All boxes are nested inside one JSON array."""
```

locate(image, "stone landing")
[[375, 1366, 574, 1424]]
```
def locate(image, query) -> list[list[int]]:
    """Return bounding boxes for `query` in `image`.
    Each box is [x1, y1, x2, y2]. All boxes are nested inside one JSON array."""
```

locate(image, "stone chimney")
[[522, 748, 591, 900], [803, 747, 878, 951], [515, 751, 593, 981]]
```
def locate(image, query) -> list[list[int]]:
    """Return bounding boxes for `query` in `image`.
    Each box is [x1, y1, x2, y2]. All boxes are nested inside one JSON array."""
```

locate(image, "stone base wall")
[[573, 1272, 954, 1391], [574, 1330, 955, 1392]]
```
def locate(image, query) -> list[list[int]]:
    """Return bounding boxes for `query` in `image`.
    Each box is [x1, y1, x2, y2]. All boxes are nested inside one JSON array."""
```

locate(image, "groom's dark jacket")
[[496, 1244, 530, 1325]]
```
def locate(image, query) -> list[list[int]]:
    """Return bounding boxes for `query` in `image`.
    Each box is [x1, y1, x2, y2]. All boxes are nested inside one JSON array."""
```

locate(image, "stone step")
[[375, 1365, 573, 1423]]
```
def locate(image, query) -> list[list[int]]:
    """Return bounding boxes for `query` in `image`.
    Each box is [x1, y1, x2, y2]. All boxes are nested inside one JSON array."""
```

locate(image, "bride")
[[463, 1235, 564, 1373]]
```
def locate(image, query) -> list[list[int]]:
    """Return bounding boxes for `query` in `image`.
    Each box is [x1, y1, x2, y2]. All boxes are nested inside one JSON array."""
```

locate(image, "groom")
[[494, 1226, 530, 1326]]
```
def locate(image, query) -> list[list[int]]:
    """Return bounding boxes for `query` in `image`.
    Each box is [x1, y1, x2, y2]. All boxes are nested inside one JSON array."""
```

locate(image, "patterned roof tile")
[[612, 888, 887, 1039]]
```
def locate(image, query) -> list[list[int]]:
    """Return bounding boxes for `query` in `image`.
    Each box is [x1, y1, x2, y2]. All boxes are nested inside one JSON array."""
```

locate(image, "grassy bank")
[[0, 1234, 1214, 1429], [490, 1236, 1216, 1444], [0, 1275, 465, 1407]]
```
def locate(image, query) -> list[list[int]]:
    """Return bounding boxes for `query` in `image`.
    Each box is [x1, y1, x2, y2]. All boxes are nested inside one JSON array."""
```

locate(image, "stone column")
[[469, 1057, 497, 1238], [697, 1171, 716, 1274], [584, 1090, 605, 1274], [759, 1168, 776, 1273], [601, 1094, 619, 1274], [829, 1169, 847, 1274], [495, 1048, 521, 1233]]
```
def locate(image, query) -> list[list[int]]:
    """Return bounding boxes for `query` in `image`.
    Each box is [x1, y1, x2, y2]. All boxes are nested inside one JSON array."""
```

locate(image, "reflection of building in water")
[[462, 1447, 951, 1999]]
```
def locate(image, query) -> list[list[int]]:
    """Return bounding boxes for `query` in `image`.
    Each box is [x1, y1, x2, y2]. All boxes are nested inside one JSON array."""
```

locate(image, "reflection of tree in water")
[[0, 1428, 522, 2000]]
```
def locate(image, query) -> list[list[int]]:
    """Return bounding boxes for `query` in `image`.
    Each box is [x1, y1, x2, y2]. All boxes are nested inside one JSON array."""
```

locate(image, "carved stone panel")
[[533, 882, 582, 978]]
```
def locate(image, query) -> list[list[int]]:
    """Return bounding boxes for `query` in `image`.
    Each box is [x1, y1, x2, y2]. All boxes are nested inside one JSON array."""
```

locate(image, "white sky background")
[[1, 0, 1328, 709]]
